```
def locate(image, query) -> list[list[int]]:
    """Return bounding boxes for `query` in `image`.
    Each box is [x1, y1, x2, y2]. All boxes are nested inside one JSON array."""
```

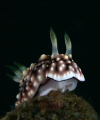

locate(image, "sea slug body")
[[12, 29, 85, 106]]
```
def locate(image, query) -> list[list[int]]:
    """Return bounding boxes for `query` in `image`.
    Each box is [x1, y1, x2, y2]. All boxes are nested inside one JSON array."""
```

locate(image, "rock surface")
[[2, 91, 99, 120]]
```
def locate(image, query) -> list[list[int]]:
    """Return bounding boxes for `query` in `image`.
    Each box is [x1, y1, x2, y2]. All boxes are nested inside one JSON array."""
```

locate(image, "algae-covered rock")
[[2, 91, 99, 120]]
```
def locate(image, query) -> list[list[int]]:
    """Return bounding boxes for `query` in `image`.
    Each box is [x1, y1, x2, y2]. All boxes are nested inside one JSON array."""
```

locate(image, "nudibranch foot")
[[38, 78, 77, 96], [9, 28, 85, 106]]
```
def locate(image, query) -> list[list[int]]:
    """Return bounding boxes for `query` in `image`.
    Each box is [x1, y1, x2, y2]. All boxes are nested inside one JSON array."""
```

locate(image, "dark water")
[[1, 1, 100, 118]]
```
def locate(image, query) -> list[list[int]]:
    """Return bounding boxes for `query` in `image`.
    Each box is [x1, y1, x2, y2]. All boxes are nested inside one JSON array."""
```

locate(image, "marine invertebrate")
[[11, 29, 85, 106]]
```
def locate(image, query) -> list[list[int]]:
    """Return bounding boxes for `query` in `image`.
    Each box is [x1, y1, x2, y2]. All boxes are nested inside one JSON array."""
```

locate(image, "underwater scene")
[[1, 1, 100, 120]]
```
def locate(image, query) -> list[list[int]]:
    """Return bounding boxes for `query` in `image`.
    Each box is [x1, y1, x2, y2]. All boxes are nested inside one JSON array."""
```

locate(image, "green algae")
[[2, 91, 99, 120]]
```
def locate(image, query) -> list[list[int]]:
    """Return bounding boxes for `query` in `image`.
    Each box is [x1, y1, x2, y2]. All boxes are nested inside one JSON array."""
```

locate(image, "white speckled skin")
[[15, 29, 85, 106]]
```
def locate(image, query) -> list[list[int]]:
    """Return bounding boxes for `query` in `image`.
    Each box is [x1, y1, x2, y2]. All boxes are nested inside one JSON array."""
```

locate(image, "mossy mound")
[[2, 91, 98, 120]]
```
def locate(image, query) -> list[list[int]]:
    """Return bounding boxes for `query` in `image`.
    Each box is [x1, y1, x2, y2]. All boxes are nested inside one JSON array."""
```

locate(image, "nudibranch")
[[13, 29, 85, 106]]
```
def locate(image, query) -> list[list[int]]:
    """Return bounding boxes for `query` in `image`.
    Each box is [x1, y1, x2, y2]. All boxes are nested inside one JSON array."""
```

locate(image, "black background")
[[1, 1, 100, 118]]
